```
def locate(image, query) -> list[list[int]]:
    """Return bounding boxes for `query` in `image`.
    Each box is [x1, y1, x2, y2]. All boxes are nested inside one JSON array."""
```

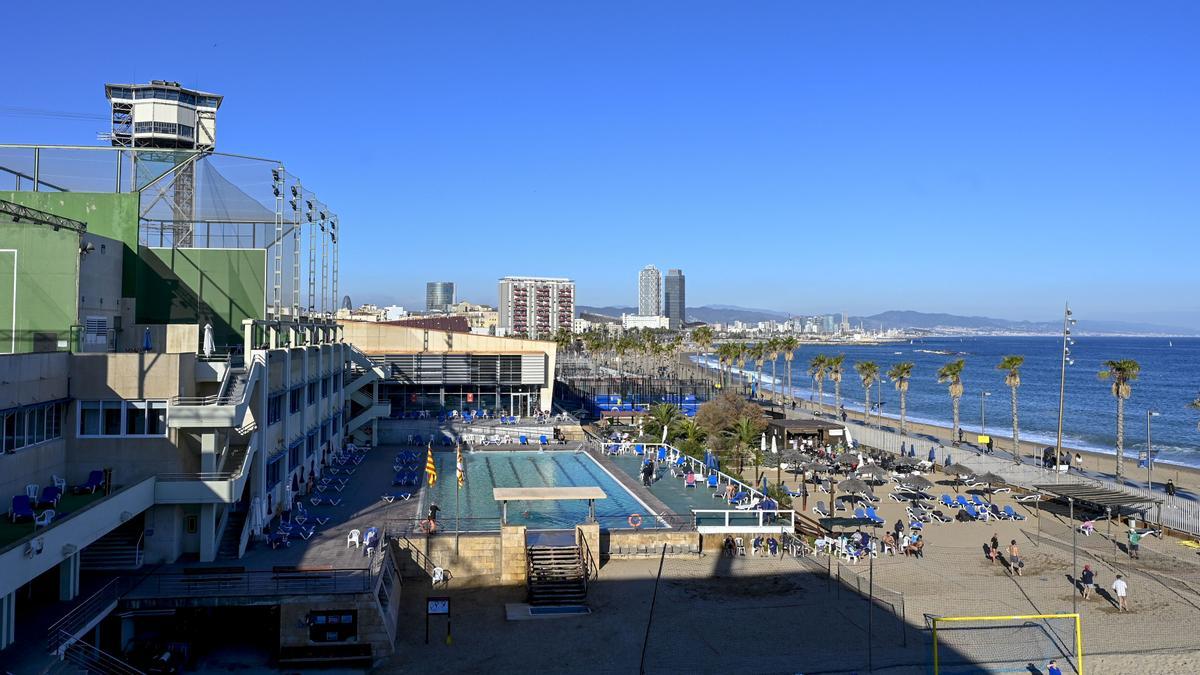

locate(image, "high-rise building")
[[638, 264, 661, 316], [426, 281, 456, 312], [664, 269, 686, 329], [498, 276, 575, 339]]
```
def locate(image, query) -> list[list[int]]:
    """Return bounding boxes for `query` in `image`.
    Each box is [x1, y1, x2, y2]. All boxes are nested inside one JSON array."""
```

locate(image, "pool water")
[[421, 450, 660, 530]]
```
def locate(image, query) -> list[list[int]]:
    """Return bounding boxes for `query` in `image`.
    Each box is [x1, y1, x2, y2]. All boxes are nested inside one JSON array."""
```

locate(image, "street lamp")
[[980, 391, 992, 437], [1146, 410, 1161, 489], [1054, 303, 1077, 481]]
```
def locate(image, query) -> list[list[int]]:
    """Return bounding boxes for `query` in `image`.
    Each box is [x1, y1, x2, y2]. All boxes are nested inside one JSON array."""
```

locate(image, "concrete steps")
[[218, 510, 248, 559], [80, 522, 143, 571]]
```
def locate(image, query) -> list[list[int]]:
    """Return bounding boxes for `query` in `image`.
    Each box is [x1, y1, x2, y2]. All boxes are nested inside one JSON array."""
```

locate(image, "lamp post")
[[1146, 410, 1161, 490], [1054, 303, 1077, 482], [980, 391, 991, 437]]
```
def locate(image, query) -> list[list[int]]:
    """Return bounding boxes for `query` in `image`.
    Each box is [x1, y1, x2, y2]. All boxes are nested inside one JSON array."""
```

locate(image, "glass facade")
[[78, 400, 167, 438]]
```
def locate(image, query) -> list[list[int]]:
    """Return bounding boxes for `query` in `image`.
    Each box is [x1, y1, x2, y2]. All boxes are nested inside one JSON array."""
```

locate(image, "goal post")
[[930, 613, 1083, 675]]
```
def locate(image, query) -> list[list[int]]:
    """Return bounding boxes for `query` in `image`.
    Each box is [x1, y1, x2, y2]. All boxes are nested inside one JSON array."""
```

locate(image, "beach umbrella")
[[761, 433, 767, 455], [928, 447, 937, 462], [838, 478, 870, 494], [856, 465, 889, 481], [977, 472, 1007, 487], [202, 322, 215, 358], [142, 326, 153, 352], [771, 435, 778, 455], [910, 447, 917, 458], [834, 452, 858, 465], [944, 463, 976, 477], [901, 475, 934, 490]]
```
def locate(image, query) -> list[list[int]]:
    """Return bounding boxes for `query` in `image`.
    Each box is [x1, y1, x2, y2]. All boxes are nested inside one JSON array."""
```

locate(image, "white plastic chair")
[[35, 509, 55, 529], [25, 484, 39, 501], [347, 528, 361, 549], [432, 567, 449, 586], [52, 475, 67, 492], [734, 537, 746, 556]]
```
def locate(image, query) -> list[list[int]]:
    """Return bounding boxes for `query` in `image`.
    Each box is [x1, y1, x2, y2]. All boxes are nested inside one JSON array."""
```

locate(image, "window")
[[267, 394, 283, 425], [267, 454, 283, 488], [320, 421, 329, 445], [308, 381, 319, 406], [321, 377, 330, 399], [288, 442, 301, 469], [289, 387, 302, 414], [77, 400, 168, 438], [306, 434, 316, 459], [1, 401, 65, 453], [308, 610, 357, 643]]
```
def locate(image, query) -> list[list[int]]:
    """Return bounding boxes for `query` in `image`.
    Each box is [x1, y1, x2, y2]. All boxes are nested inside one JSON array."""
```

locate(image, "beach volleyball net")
[[928, 613, 1083, 674]]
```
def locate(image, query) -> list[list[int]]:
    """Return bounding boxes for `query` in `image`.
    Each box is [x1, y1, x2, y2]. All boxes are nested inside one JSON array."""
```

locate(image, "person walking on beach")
[[1167, 479, 1176, 497], [1080, 564, 1095, 599], [1074, 453, 1083, 473], [1128, 528, 1142, 559], [840, 406, 847, 423], [1007, 540, 1023, 576], [989, 533, 999, 564], [1112, 574, 1129, 611]]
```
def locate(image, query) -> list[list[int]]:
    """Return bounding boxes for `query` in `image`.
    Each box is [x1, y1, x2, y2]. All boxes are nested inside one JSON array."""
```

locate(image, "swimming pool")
[[421, 450, 661, 530]]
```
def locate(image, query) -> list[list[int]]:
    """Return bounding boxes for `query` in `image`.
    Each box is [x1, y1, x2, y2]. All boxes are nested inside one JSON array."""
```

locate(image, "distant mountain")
[[852, 310, 1199, 336], [576, 304, 789, 325]]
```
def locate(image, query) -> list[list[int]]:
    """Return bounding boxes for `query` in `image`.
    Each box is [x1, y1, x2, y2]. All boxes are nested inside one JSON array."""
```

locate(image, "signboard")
[[977, 435, 991, 444], [427, 597, 450, 615], [466, 393, 474, 403], [828, 429, 843, 437]]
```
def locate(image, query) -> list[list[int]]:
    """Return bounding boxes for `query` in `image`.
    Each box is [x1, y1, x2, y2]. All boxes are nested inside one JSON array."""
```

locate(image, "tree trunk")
[[835, 380, 842, 412], [1115, 396, 1125, 480], [771, 358, 778, 402], [864, 387, 871, 427], [900, 389, 907, 436], [1011, 386, 1021, 465], [952, 395, 960, 443], [785, 360, 793, 404]]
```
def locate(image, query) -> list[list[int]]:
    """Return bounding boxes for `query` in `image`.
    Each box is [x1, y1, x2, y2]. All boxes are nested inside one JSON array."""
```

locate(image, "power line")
[[0, 106, 107, 121]]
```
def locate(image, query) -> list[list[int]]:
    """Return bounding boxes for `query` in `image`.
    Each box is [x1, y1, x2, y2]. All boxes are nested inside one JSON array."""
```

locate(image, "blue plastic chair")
[[707, 474, 719, 488], [539, 435, 549, 445], [519, 435, 529, 445], [1003, 505, 1026, 521]]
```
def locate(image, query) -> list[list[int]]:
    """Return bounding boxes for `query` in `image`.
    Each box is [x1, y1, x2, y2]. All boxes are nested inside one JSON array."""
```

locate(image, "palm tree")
[[693, 326, 714, 354], [828, 354, 846, 414], [750, 343, 766, 399], [780, 336, 800, 404], [647, 403, 685, 443], [767, 338, 781, 402], [809, 354, 829, 409], [724, 416, 760, 475], [887, 361, 914, 435], [1190, 393, 1200, 431], [855, 361, 880, 426], [715, 343, 733, 388], [1099, 359, 1141, 480], [937, 359, 966, 445], [997, 355, 1025, 465], [735, 344, 749, 392], [675, 419, 707, 459]]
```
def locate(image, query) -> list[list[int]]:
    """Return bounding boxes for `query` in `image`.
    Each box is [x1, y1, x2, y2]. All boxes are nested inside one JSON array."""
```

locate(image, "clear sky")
[[3, 2, 1199, 327]]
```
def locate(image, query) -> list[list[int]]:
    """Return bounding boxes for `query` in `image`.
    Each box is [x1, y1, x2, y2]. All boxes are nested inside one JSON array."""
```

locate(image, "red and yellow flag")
[[425, 444, 438, 487], [456, 444, 465, 487]]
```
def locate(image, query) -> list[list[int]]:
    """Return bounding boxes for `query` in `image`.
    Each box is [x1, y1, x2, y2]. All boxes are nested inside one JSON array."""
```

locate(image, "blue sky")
[[3, 2, 1199, 327]]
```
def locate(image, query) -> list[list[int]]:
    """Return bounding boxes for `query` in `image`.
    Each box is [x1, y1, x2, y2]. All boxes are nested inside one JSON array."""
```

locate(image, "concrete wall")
[[277, 589, 396, 659], [77, 231, 125, 350], [499, 525, 527, 584], [70, 352, 196, 400], [398, 533, 502, 579], [0, 352, 71, 499], [143, 503, 185, 564]]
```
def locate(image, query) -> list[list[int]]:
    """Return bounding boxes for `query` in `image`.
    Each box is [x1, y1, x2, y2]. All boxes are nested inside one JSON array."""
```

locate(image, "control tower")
[[104, 81, 223, 245]]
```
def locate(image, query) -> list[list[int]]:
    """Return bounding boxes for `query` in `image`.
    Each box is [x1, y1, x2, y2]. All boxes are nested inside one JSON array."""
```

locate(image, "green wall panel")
[[0, 219, 80, 353], [0, 191, 140, 295], [136, 247, 266, 347]]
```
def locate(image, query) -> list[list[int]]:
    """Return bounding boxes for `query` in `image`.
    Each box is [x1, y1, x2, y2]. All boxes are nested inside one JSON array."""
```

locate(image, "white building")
[[621, 314, 670, 330], [638, 265, 661, 317], [497, 276, 575, 339]]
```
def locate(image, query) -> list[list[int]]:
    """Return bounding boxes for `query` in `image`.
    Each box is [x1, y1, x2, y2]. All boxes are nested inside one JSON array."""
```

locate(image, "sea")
[[694, 336, 1200, 468]]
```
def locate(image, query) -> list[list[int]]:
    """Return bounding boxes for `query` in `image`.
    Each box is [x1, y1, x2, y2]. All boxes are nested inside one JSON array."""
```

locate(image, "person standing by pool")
[[641, 460, 654, 487]]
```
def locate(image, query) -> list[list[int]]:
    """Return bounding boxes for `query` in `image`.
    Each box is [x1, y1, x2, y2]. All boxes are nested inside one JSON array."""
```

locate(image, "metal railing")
[[46, 578, 124, 655], [53, 630, 145, 675], [691, 509, 796, 530], [131, 567, 375, 598], [577, 527, 599, 583]]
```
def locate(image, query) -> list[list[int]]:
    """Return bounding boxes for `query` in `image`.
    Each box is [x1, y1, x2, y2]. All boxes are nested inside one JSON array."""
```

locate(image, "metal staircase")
[[526, 545, 588, 606]]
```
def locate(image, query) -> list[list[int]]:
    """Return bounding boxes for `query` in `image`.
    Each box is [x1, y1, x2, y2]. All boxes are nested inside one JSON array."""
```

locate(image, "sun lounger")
[[956, 495, 970, 509], [1015, 492, 1044, 503], [381, 493, 412, 504], [1002, 505, 1025, 521], [941, 494, 956, 509], [970, 495, 987, 508], [39, 485, 62, 508], [964, 504, 988, 521], [74, 470, 104, 495], [10, 495, 34, 523], [1133, 527, 1162, 538], [866, 506, 885, 525], [813, 501, 830, 517]]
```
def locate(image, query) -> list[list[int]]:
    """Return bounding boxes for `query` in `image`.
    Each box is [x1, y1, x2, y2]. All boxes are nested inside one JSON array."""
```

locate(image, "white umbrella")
[[760, 433, 767, 454], [202, 322, 215, 358], [771, 434, 778, 454], [284, 484, 294, 513], [250, 496, 264, 535], [661, 424, 668, 444]]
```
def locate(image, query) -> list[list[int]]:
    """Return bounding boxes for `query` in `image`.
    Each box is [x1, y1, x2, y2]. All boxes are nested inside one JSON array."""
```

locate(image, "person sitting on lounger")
[[684, 470, 696, 487]]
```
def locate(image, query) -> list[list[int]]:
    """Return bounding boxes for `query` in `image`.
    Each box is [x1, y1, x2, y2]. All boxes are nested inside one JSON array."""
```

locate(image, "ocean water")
[[695, 336, 1200, 467]]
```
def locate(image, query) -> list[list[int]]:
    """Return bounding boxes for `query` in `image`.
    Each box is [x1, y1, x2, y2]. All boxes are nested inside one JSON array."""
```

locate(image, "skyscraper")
[[426, 282, 456, 312], [497, 276, 575, 339], [638, 265, 661, 316], [664, 269, 686, 329]]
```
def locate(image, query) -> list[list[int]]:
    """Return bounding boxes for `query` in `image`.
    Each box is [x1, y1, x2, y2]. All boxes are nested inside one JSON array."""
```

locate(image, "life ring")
[[627, 513, 643, 529]]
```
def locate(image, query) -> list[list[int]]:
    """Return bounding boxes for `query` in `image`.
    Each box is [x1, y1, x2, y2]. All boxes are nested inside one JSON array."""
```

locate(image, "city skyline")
[[2, 2, 1199, 329]]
